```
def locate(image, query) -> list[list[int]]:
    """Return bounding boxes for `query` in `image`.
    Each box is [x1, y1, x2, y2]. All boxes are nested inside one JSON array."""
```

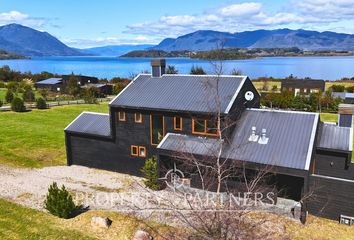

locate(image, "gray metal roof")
[[158, 109, 319, 170], [36, 78, 63, 85], [110, 74, 247, 113], [318, 123, 352, 151], [64, 112, 111, 137]]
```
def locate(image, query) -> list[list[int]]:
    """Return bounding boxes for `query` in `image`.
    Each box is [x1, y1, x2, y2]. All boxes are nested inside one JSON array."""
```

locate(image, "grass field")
[[0, 88, 6, 102], [0, 198, 174, 240], [0, 198, 94, 240], [0, 104, 108, 168]]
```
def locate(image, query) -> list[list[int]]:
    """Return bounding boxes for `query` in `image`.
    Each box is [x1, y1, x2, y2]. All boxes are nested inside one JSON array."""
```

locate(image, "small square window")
[[118, 111, 126, 121], [131, 145, 138, 156], [135, 113, 142, 123], [139, 146, 146, 157], [174, 117, 182, 131]]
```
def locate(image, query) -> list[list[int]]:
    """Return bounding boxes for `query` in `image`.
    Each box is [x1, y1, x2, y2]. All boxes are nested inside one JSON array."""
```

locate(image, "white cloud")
[[219, 2, 262, 17], [64, 36, 159, 48], [0, 11, 46, 27], [125, 0, 354, 39]]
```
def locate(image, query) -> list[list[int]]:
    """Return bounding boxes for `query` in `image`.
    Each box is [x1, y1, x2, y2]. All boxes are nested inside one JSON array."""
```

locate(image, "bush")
[[44, 182, 76, 219], [141, 156, 160, 190], [190, 66, 206, 75], [0, 100, 3, 107], [345, 85, 354, 93], [36, 97, 47, 109], [11, 97, 26, 112], [113, 82, 125, 95], [0, 81, 5, 88], [5, 90, 14, 103], [83, 86, 98, 104], [330, 84, 345, 92], [22, 88, 35, 102]]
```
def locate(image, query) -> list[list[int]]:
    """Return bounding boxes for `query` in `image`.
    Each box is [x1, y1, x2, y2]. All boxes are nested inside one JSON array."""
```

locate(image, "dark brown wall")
[[314, 150, 354, 180], [307, 175, 354, 220], [281, 79, 325, 93]]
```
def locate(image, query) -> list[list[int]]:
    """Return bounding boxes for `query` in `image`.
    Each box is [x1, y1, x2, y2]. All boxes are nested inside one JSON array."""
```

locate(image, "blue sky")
[[1, 0, 354, 48]]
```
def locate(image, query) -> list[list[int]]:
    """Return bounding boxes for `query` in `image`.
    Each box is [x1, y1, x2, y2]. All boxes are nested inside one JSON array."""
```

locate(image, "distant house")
[[281, 79, 325, 96], [35, 75, 99, 92], [64, 59, 354, 222], [34, 78, 64, 92], [82, 83, 113, 95], [332, 92, 354, 104]]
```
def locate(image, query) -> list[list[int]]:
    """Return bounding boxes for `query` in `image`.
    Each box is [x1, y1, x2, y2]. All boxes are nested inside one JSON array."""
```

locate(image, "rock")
[[133, 230, 153, 240], [91, 216, 112, 229]]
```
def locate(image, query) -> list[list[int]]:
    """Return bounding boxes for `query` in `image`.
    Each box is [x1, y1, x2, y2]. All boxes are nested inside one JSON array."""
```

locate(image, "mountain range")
[[81, 44, 154, 56], [152, 29, 354, 51], [1, 24, 354, 57], [0, 24, 83, 56]]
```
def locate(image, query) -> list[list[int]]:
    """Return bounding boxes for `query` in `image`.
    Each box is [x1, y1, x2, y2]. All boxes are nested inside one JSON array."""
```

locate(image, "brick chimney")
[[151, 59, 166, 78]]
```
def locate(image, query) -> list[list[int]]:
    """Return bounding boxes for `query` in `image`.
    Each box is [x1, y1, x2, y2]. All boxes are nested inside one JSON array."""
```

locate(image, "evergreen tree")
[[11, 97, 26, 112], [5, 90, 14, 103], [66, 74, 81, 97], [141, 157, 160, 190], [36, 97, 48, 109], [22, 88, 35, 102], [166, 65, 178, 74], [190, 66, 206, 75], [44, 182, 76, 219]]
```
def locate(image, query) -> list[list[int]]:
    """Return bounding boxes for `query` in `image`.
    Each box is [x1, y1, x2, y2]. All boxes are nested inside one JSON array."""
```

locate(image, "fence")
[[0, 98, 111, 112]]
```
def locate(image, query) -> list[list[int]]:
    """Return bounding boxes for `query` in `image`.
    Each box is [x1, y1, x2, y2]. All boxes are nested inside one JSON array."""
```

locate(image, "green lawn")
[[0, 198, 175, 240], [0, 88, 6, 102], [0, 198, 95, 240], [320, 112, 338, 123], [0, 104, 108, 168]]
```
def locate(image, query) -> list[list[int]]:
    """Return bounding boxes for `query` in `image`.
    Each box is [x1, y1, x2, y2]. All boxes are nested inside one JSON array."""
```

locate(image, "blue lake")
[[1, 56, 354, 80]]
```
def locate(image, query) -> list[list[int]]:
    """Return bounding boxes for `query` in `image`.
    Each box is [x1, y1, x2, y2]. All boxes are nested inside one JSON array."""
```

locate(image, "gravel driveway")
[[0, 164, 151, 211]]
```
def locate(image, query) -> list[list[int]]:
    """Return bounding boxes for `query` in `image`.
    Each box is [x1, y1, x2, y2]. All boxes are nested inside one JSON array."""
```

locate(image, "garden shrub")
[[44, 182, 76, 219], [11, 97, 26, 112], [141, 156, 160, 190], [22, 88, 35, 102], [83, 86, 98, 104], [36, 97, 47, 109], [5, 90, 14, 103]]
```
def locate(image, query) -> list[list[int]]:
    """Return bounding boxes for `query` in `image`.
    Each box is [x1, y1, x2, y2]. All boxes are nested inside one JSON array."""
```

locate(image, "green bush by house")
[[44, 182, 76, 219], [141, 156, 160, 190]]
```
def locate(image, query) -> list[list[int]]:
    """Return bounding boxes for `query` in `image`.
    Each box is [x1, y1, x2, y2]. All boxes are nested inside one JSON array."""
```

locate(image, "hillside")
[[0, 24, 85, 56], [120, 49, 191, 58], [153, 29, 354, 51], [81, 44, 154, 56], [0, 50, 27, 60]]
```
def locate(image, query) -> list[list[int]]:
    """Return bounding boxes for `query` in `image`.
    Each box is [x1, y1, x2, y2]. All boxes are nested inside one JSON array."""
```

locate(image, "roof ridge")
[[248, 108, 319, 116]]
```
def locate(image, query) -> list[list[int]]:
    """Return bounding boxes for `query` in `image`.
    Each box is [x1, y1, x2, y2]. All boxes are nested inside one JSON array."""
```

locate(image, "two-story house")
[[64, 59, 354, 222]]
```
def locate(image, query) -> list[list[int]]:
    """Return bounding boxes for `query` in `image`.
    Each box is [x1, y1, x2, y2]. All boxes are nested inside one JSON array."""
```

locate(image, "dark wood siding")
[[281, 79, 325, 93], [67, 133, 145, 176], [307, 175, 354, 220], [313, 150, 354, 180]]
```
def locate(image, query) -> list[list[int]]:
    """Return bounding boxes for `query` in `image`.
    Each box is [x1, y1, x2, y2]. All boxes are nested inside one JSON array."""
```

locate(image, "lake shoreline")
[[1, 56, 354, 80]]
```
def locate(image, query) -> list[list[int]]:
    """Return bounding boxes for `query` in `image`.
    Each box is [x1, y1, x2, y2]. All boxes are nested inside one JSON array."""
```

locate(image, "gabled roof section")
[[64, 112, 111, 138], [317, 123, 352, 152], [36, 78, 63, 85], [110, 74, 247, 114], [158, 109, 319, 170]]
